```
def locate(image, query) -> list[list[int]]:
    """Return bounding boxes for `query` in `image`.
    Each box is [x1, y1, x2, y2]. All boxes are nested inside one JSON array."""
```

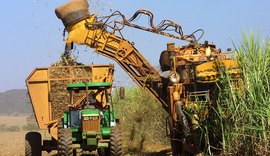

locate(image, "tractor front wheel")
[[58, 128, 74, 156], [97, 148, 110, 156], [25, 131, 42, 156], [110, 125, 124, 156]]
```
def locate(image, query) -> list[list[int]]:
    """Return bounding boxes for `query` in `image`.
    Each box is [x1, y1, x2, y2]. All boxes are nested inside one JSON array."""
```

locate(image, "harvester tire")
[[175, 101, 190, 138], [110, 125, 123, 156], [175, 101, 200, 155], [25, 131, 42, 156], [58, 128, 73, 156], [168, 116, 182, 156]]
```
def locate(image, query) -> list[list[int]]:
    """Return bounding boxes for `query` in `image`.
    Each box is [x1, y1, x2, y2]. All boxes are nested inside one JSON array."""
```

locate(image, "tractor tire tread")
[[110, 126, 123, 156], [58, 128, 73, 156]]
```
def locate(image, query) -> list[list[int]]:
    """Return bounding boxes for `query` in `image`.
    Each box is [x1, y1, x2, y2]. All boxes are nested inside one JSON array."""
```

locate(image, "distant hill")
[[0, 89, 33, 115]]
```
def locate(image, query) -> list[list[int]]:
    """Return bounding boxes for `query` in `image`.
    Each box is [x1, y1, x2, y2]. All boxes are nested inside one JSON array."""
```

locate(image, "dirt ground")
[[0, 131, 171, 156], [0, 131, 26, 156], [0, 116, 28, 126], [0, 131, 55, 156], [0, 116, 54, 156], [0, 116, 171, 156]]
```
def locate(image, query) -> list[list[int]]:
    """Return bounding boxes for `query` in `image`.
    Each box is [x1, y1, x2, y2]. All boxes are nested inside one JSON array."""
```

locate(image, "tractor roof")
[[67, 82, 111, 90]]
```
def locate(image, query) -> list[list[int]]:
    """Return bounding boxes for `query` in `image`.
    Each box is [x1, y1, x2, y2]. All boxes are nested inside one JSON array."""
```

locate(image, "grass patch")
[[0, 123, 39, 132], [215, 33, 270, 155], [113, 87, 169, 154], [22, 123, 39, 131], [0, 124, 21, 132]]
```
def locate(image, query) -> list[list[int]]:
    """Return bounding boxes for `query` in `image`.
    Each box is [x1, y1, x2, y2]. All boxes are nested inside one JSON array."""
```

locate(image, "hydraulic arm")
[[56, 0, 204, 112], [56, 4, 168, 110]]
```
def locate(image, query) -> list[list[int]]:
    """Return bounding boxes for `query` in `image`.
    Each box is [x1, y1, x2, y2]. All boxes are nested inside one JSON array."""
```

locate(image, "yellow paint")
[[196, 60, 239, 83]]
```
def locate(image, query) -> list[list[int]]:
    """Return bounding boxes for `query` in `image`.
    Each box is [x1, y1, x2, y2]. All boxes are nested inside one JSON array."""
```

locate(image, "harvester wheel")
[[175, 101, 202, 155], [168, 116, 183, 156], [58, 128, 74, 156], [110, 125, 124, 156], [175, 101, 190, 139], [25, 131, 42, 156]]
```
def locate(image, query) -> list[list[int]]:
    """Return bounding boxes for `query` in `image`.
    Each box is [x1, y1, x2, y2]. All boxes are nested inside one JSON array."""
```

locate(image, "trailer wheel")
[[110, 125, 123, 156], [58, 128, 73, 156], [25, 132, 42, 156]]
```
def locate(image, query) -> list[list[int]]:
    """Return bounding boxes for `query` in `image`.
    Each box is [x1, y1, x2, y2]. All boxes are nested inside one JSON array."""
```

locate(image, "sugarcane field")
[[1, 1, 270, 156]]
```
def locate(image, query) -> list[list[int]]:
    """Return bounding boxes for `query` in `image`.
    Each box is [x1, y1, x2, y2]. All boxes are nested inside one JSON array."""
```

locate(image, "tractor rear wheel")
[[58, 128, 74, 156], [25, 131, 42, 156], [110, 125, 123, 156]]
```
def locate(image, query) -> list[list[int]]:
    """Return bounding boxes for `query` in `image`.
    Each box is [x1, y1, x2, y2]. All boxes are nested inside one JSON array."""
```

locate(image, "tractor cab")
[[67, 81, 112, 109]]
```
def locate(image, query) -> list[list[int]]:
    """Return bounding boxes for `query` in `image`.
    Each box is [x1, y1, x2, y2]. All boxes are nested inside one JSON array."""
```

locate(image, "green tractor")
[[58, 81, 123, 156]]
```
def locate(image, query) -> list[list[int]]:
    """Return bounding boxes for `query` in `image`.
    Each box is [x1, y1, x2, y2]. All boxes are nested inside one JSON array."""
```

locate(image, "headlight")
[[169, 71, 180, 84]]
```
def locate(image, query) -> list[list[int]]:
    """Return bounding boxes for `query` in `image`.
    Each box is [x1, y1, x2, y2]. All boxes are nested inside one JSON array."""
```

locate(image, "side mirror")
[[119, 87, 125, 100]]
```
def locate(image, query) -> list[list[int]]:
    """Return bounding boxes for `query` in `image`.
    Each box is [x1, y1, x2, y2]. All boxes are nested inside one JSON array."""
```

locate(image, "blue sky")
[[0, 0, 269, 92]]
